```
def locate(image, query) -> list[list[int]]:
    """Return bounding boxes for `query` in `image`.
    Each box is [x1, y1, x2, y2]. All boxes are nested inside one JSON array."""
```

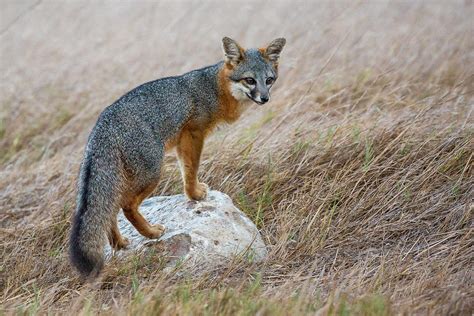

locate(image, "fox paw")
[[186, 182, 208, 201], [113, 237, 130, 250], [148, 224, 166, 239]]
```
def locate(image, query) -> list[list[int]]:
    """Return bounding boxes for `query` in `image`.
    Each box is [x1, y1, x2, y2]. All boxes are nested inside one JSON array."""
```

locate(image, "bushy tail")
[[69, 153, 120, 278]]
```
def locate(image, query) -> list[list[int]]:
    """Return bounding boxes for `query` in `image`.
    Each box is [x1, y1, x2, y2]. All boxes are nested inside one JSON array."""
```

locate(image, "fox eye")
[[266, 77, 275, 85], [244, 78, 256, 85]]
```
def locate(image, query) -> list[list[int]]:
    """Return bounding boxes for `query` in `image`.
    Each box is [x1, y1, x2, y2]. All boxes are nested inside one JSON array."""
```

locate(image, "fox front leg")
[[176, 129, 208, 200]]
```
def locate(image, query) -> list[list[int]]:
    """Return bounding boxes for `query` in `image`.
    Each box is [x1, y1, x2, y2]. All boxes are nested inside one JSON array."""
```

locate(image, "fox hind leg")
[[108, 218, 130, 250], [123, 207, 165, 239], [122, 182, 165, 239]]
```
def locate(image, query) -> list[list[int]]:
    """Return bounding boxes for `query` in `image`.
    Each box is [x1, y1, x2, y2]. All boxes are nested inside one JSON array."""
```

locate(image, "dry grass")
[[1, 0, 473, 315]]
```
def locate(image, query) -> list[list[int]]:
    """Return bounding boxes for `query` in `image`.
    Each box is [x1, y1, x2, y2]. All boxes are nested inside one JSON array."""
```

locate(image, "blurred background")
[[1, 1, 472, 159]]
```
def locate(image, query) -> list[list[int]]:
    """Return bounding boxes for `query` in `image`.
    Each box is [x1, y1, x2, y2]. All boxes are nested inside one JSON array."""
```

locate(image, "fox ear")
[[222, 37, 244, 66], [265, 38, 286, 62]]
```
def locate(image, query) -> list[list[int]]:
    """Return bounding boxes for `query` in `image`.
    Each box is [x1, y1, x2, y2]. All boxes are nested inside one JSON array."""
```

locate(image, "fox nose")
[[261, 96, 269, 103]]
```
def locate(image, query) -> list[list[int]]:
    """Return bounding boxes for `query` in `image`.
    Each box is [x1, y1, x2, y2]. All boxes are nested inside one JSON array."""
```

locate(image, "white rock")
[[105, 190, 267, 268]]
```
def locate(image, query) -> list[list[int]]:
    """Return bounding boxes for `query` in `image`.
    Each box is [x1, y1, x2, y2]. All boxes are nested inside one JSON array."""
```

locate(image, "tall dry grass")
[[1, 1, 473, 315]]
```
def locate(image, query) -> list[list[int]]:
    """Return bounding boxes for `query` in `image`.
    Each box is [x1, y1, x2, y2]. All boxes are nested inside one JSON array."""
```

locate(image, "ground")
[[0, 1, 473, 315]]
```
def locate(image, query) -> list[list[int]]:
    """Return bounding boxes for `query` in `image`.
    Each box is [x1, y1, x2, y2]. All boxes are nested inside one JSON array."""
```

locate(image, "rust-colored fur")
[[107, 65, 245, 246], [70, 37, 285, 277], [107, 42, 283, 249], [217, 63, 245, 123]]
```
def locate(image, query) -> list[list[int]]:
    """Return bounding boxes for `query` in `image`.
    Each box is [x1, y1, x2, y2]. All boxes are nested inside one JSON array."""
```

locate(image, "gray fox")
[[69, 37, 286, 278]]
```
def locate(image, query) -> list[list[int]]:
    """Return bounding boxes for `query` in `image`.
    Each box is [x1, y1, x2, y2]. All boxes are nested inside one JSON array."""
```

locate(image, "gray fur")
[[265, 38, 286, 62], [222, 37, 243, 65], [229, 48, 279, 104], [69, 37, 286, 278]]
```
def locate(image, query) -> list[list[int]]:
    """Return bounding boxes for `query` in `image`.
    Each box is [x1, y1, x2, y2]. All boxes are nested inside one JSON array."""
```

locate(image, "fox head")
[[222, 37, 286, 105]]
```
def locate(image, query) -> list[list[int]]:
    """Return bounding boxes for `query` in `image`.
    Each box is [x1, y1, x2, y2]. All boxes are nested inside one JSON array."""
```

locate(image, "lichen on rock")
[[105, 190, 267, 269]]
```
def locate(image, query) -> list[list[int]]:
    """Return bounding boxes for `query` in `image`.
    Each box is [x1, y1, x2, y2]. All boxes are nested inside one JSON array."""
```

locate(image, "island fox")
[[70, 37, 286, 278]]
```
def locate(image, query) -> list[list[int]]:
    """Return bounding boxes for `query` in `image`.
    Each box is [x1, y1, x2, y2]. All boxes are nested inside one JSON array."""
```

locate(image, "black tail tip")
[[70, 247, 103, 279], [69, 235, 104, 279]]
